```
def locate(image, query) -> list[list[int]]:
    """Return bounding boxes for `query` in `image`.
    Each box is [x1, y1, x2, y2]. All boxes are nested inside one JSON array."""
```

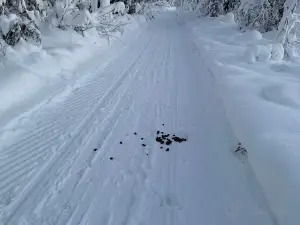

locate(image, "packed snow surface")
[[187, 12, 300, 225], [0, 12, 276, 225]]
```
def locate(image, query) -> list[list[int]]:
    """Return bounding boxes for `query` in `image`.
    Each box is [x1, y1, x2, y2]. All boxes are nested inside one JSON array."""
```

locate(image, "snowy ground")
[[0, 14, 145, 128], [0, 11, 278, 225], [187, 12, 300, 225]]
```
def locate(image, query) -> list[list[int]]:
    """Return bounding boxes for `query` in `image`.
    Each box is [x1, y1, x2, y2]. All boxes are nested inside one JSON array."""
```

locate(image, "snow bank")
[[220, 12, 235, 24], [187, 13, 300, 225], [0, 14, 19, 36], [271, 43, 285, 60], [0, 14, 146, 126]]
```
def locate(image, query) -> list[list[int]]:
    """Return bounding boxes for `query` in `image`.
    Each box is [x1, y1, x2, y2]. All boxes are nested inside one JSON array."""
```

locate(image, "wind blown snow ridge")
[[187, 12, 300, 225]]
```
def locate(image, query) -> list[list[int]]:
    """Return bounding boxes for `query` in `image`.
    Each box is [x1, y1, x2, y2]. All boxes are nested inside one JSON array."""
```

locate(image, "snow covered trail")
[[1, 12, 275, 225]]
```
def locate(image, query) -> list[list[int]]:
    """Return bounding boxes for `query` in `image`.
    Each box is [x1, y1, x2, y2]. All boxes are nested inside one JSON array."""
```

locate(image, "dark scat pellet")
[[157, 131, 160, 135], [142, 144, 146, 147], [156, 137, 163, 143], [134, 132, 137, 135], [146, 153, 149, 155], [166, 139, 172, 145], [160, 146, 163, 149], [94, 148, 98, 151], [141, 138, 144, 140], [172, 136, 187, 143], [162, 124, 165, 126], [110, 157, 114, 160], [120, 141, 123, 144], [166, 148, 169, 152], [162, 134, 169, 139]]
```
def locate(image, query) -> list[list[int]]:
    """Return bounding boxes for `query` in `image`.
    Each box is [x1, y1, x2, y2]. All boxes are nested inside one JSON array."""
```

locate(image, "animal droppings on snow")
[[110, 157, 114, 160], [156, 136, 164, 143], [94, 148, 98, 151], [172, 136, 187, 143], [166, 139, 172, 145], [155, 130, 187, 152], [162, 134, 170, 139], [235, 142, 247, 155], [118, 129, 186, 154]]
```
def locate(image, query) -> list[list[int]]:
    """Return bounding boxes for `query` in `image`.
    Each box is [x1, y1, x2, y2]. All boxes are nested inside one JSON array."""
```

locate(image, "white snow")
[[0, 14, 19, 36], [0, 15, 10, 35], [135, 3, 142, 14], [257, 45, 272, 61], [113, 2, 125, 14], [0, 11, 275, 225], [0, 14, 145, 127], [187, 12, 300, 225], [245, 29, 263, 41], [100, 0, 110, 8], [244, 44, 272, 63], [271, 43, 285, 60], [221, 12, 235, 24]]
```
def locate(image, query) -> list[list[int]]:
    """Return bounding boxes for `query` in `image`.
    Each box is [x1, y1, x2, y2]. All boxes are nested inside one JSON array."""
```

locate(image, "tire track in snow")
[[35, 38, 159, 225], [1, 33, 154, 224], [64, 31, 169, 225], [111, 29, 172, 225], [116, 37, 169, 225], [166, 33, 180, 225], [79, 36, 165, 225]]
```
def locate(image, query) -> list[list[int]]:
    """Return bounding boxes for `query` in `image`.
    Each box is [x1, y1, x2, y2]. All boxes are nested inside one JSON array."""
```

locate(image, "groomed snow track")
[[0, 11, 275, 225]]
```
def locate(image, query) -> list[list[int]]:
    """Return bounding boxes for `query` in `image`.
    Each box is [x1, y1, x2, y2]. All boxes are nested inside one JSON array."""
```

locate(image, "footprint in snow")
[[160, 193, 182, 210]]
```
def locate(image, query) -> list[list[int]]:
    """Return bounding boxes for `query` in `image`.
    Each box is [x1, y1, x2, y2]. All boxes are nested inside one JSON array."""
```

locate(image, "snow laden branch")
[[97, 2, 125, 16], [195, 0, 285, 33], [276, 0, 300, 58], [236, 0, 284, 32]]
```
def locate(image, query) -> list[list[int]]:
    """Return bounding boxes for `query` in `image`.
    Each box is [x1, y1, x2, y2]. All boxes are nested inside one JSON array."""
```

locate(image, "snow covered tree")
[[199, 0, 225, 17], [197, 0, 240, 17], [0, 0, 43, 46], [236, 0, 279, 32], [196, 0, 285, 32], [223, 0, 240, 13], [0, 0, 169, 47], [276, 0, 300, 58]]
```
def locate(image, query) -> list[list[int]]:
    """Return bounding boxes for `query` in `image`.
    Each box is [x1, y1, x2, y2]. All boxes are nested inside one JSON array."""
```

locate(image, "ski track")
[[0, 12, 276, 225]]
